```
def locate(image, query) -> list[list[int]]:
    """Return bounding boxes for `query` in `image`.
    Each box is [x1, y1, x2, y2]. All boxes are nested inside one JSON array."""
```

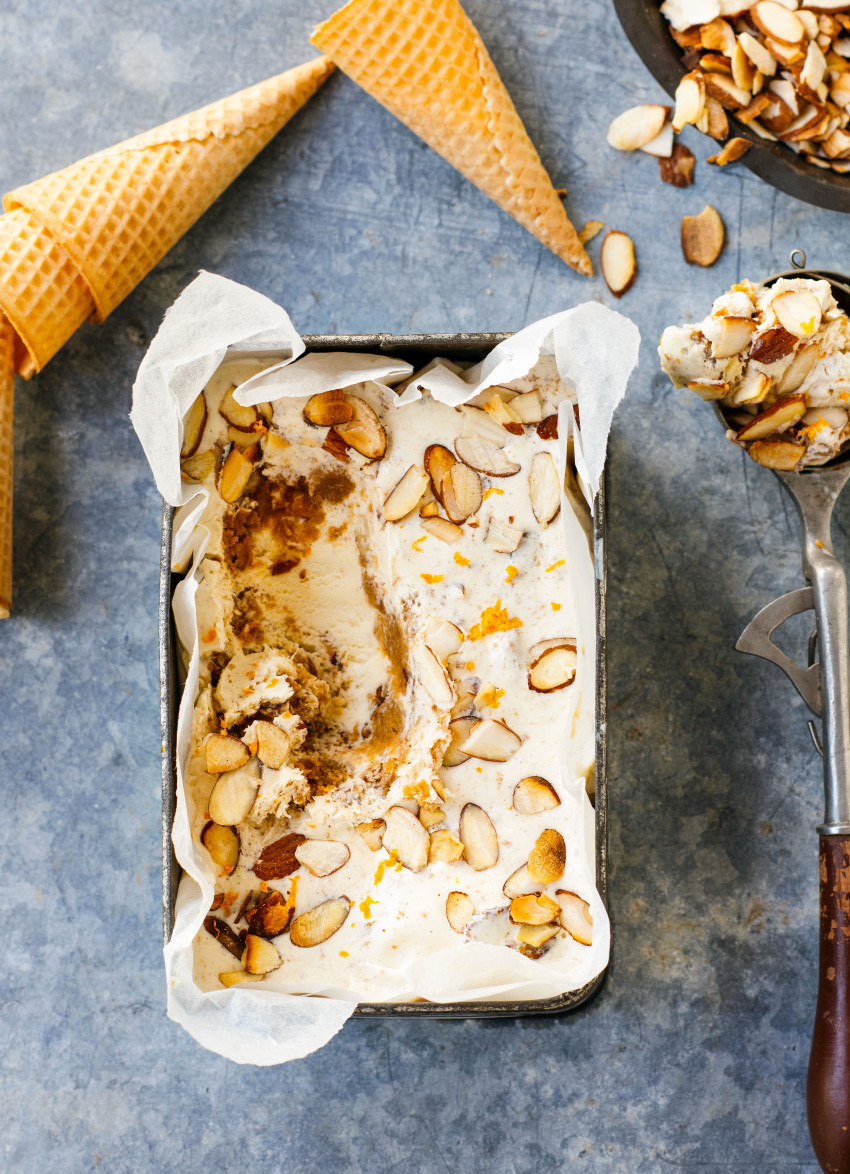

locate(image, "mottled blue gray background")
[[1, 0, 847, 1170]]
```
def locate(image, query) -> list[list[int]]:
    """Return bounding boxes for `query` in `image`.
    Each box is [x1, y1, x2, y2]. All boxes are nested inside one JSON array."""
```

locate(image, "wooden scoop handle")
[[808, 835, 850, 1173]]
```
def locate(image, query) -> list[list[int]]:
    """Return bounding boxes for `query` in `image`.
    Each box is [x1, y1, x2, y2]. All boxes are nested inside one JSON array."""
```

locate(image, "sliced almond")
[[556, 890, 593, 945], [430, 829, 465, 863], [253, 832, 307, 881], [219, 446, 256, 503], [219, 969, 264, 987], [704, 71, 752, 109], [420, 500, 440, 518], [458, 405, 509, 447], [443, 462, 483, 523], [304, 389, 354, 427], [255, 401, 274, 422], [528, 640, 578, 692], [659, 143, 696, 187], [453, 436, 521, 477], [423, 616, 464, 661], [204, 915, 244, 959], [242, 934, 282, 974], [700, 52, 732, 74], [443, 716, 478, 767], [424, 443, 457, 501], [208, 767, 259, 826], [458, 718, 522, 762], [510, 391, 544, 423], [513, 776, 561, 816], [181, 393, 207, 458], [383, 465, 430, 521], [606, 104, 671, 150], [420, 516, 463, 544], [771, 289, 823, 338], [681, 206, 725, 267], [775, 343, 818, 393], [641, 122, 675, 157], [294, 839, 351, 877], [516, 923, 559, 948], [253, 721, 291, 770], [333, 395, 387, 460], [700, 95, 730, 138], [672, 71, 707, 130], [220, 386, 260, 431], [738, 93, 772, 123], [201, 822, 240, 874], [228, 425, 261, 451], [528, 829, 566, 886], [458, 803, 499, 871], [503, 863, 540, 899], [383, 805, 430, 871], [509, 893, 560, 925], [419, 802, 446, 830], [450, 678, 479, 718], [752, 0, 805, 43], [289, 897, 351, 947], [729, 370, 772, 405], [578, 219, 605, 244], [483, 392, 524, 434], [484, 517, 524, 555], [702, 17, 737, 57], [247, 889, 293, 938], [181, 449, 216, 482], [732, 39, 757, 91], [600, 230, 637, 297], [707, 137, 753, 165], [205, 733, 250, 774], [356, 819, 386, 851], [446, 890, 474, 933], [416, 644, 456, 709], [735, 393, 807, 440], [687, 379, 729, 400], [529, 451, 562, 526], [750, 324, 798, 364], [711, 315, 757, 357], [748, 436, 806, 469]]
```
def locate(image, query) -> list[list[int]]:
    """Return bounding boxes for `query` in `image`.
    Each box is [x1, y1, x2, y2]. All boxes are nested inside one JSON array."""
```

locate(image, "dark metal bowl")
[[611, 0, 850, 213]]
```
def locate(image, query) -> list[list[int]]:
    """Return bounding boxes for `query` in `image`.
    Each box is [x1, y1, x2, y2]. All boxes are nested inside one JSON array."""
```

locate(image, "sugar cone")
[[311, 0, 590, 275], [5, 57, 334, 322], [0, 315, 14, 617], [0, 209, 95, 378]]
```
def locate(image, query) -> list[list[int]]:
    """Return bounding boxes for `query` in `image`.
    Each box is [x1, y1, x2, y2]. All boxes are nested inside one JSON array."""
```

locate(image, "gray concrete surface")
[[1, 0, 847, 1170]]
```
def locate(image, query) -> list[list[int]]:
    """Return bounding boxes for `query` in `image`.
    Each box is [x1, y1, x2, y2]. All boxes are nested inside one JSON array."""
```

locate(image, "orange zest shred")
[[221, 891, 238, 915], [265, 677, 279, 689], [201, 627, 217, 644], [551, 602, 562, 612], [483, 487, 504, 501], [454, 552, 471, 567], [282, 876, 299, 918], [412, 536, 427, 552], [403, 781, 430, 802], [505, 565, 518, 583], [241, 685, 255, 695], [799, 415, 830, 442], [468, 599, 523, 641], [421, 573, 443, 584], [374, 849, 403, 885], [359, 895, 378, 919], [546, 559, 565, 572], [465, 660, 475, 671], [339, 951, 350, 957]]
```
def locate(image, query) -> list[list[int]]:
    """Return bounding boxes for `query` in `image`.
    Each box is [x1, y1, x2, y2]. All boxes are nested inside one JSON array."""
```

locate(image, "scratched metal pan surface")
[[159, 332, 609, 1019]]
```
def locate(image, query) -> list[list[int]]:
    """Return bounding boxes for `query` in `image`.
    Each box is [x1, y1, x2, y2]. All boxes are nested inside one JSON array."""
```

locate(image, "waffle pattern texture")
[[312, 0, 590, 274], [4, 58, 334, 324], [0, 316, 13, 616]]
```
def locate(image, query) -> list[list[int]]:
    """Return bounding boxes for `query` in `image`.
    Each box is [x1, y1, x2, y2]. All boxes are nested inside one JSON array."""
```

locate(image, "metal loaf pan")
[[159, 332, 609, 1019]]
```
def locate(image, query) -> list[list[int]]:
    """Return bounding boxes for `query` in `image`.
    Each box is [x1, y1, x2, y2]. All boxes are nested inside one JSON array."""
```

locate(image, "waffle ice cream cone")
[[5, 57, 334, 323], [311, 0, 590, 274], [0, 315, 14, 617]]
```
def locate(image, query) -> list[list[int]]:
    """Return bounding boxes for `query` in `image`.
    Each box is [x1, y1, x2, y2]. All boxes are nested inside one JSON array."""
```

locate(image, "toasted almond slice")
[[294, 839, 351, 878], [242, 934, 282, 974], [458, 803, 499, 871], [516, 923, 560, 948], [443, 462, 483, 523], [750, 324, 798, 364], [738, 93, 772, 123], [247, 889, 292, 938], [763, 35, 805, 67], [443, 716, 478, 767], [513, 776, 561, 815], [769, 76, 799, 115], [228, 425, 261, 451], [711, 315, 757, 357], [220, 386, 260, 431], [383, 465, 430, 521], [672, 71, 707, 130], [802, 39, 829, 93], [799, 8, 821, 40], [503, 863, 539, 899], [736, 394, 807, 441], [659, 143, 696, 187], [201, 822, 240, 874], [606, 103, 671, 150], [687, 379, 730, 400], [181, 393, 208, 458], [528, 829, 566, 886], [729, 370, 772, 405], [450, 680, 479, 718], [528, 641, 578, 692], [181, 449, 216, 482], [205, 733, 250, 774], [781, 105, 830, 141], [600, 230, 637, 297], [453, 436, 521, 477], [458, 404, 509, 447], [416, 644, 456, 709], [431, 775, 447, 802], [424, 443, 457, 500], [557, 890, 593, 945], [748, 436, 807, 469], [253, 832, 307, 881], [484, 517, 524, 554], [423, 616, 464, 661], [771, 289, 823, 338], [640, 122, 675, 157], [420, 500, 440, 518], [334, 396, 387, 460], [430, 829, 465, 863], [304, 389, 354, 427], [483, 392, 524, 434], [707, 137, 752, 165], [255, 401, 274, 422], [701, 95, 730, 138], [446, 891, 474, 933], [775, 343, 818, 392], [740, 31, 778, 77], [822, 127, 850, 158], [529, 451, 562, 526], [578, 219, 605, 244], [290, 897, 352, 947], [356, 819, 386, 851], [204, 914, 245, 958], [732, 39, 757, 91], [419, 802, 446, 830], [752, 0, 805, 43], [458, 718, 522, 762], [509, 893, 560, 925], [681, 206, 725, 267], [704, 71, 752, 109], [510, 391, 544, 423], [702, 17, 737, 57], [418, 516, 462, 545], [208, 766, 259, 826], [219, 969, 264, 987], [700, 52, 732, 74], [253, 721, 291, 770], [382, 805, 430, 871], [219, 446, 255, 503]]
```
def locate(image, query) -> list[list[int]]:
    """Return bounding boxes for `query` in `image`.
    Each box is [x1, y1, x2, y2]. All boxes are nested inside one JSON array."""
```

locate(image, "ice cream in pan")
[[181, 356, 596, 998]]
